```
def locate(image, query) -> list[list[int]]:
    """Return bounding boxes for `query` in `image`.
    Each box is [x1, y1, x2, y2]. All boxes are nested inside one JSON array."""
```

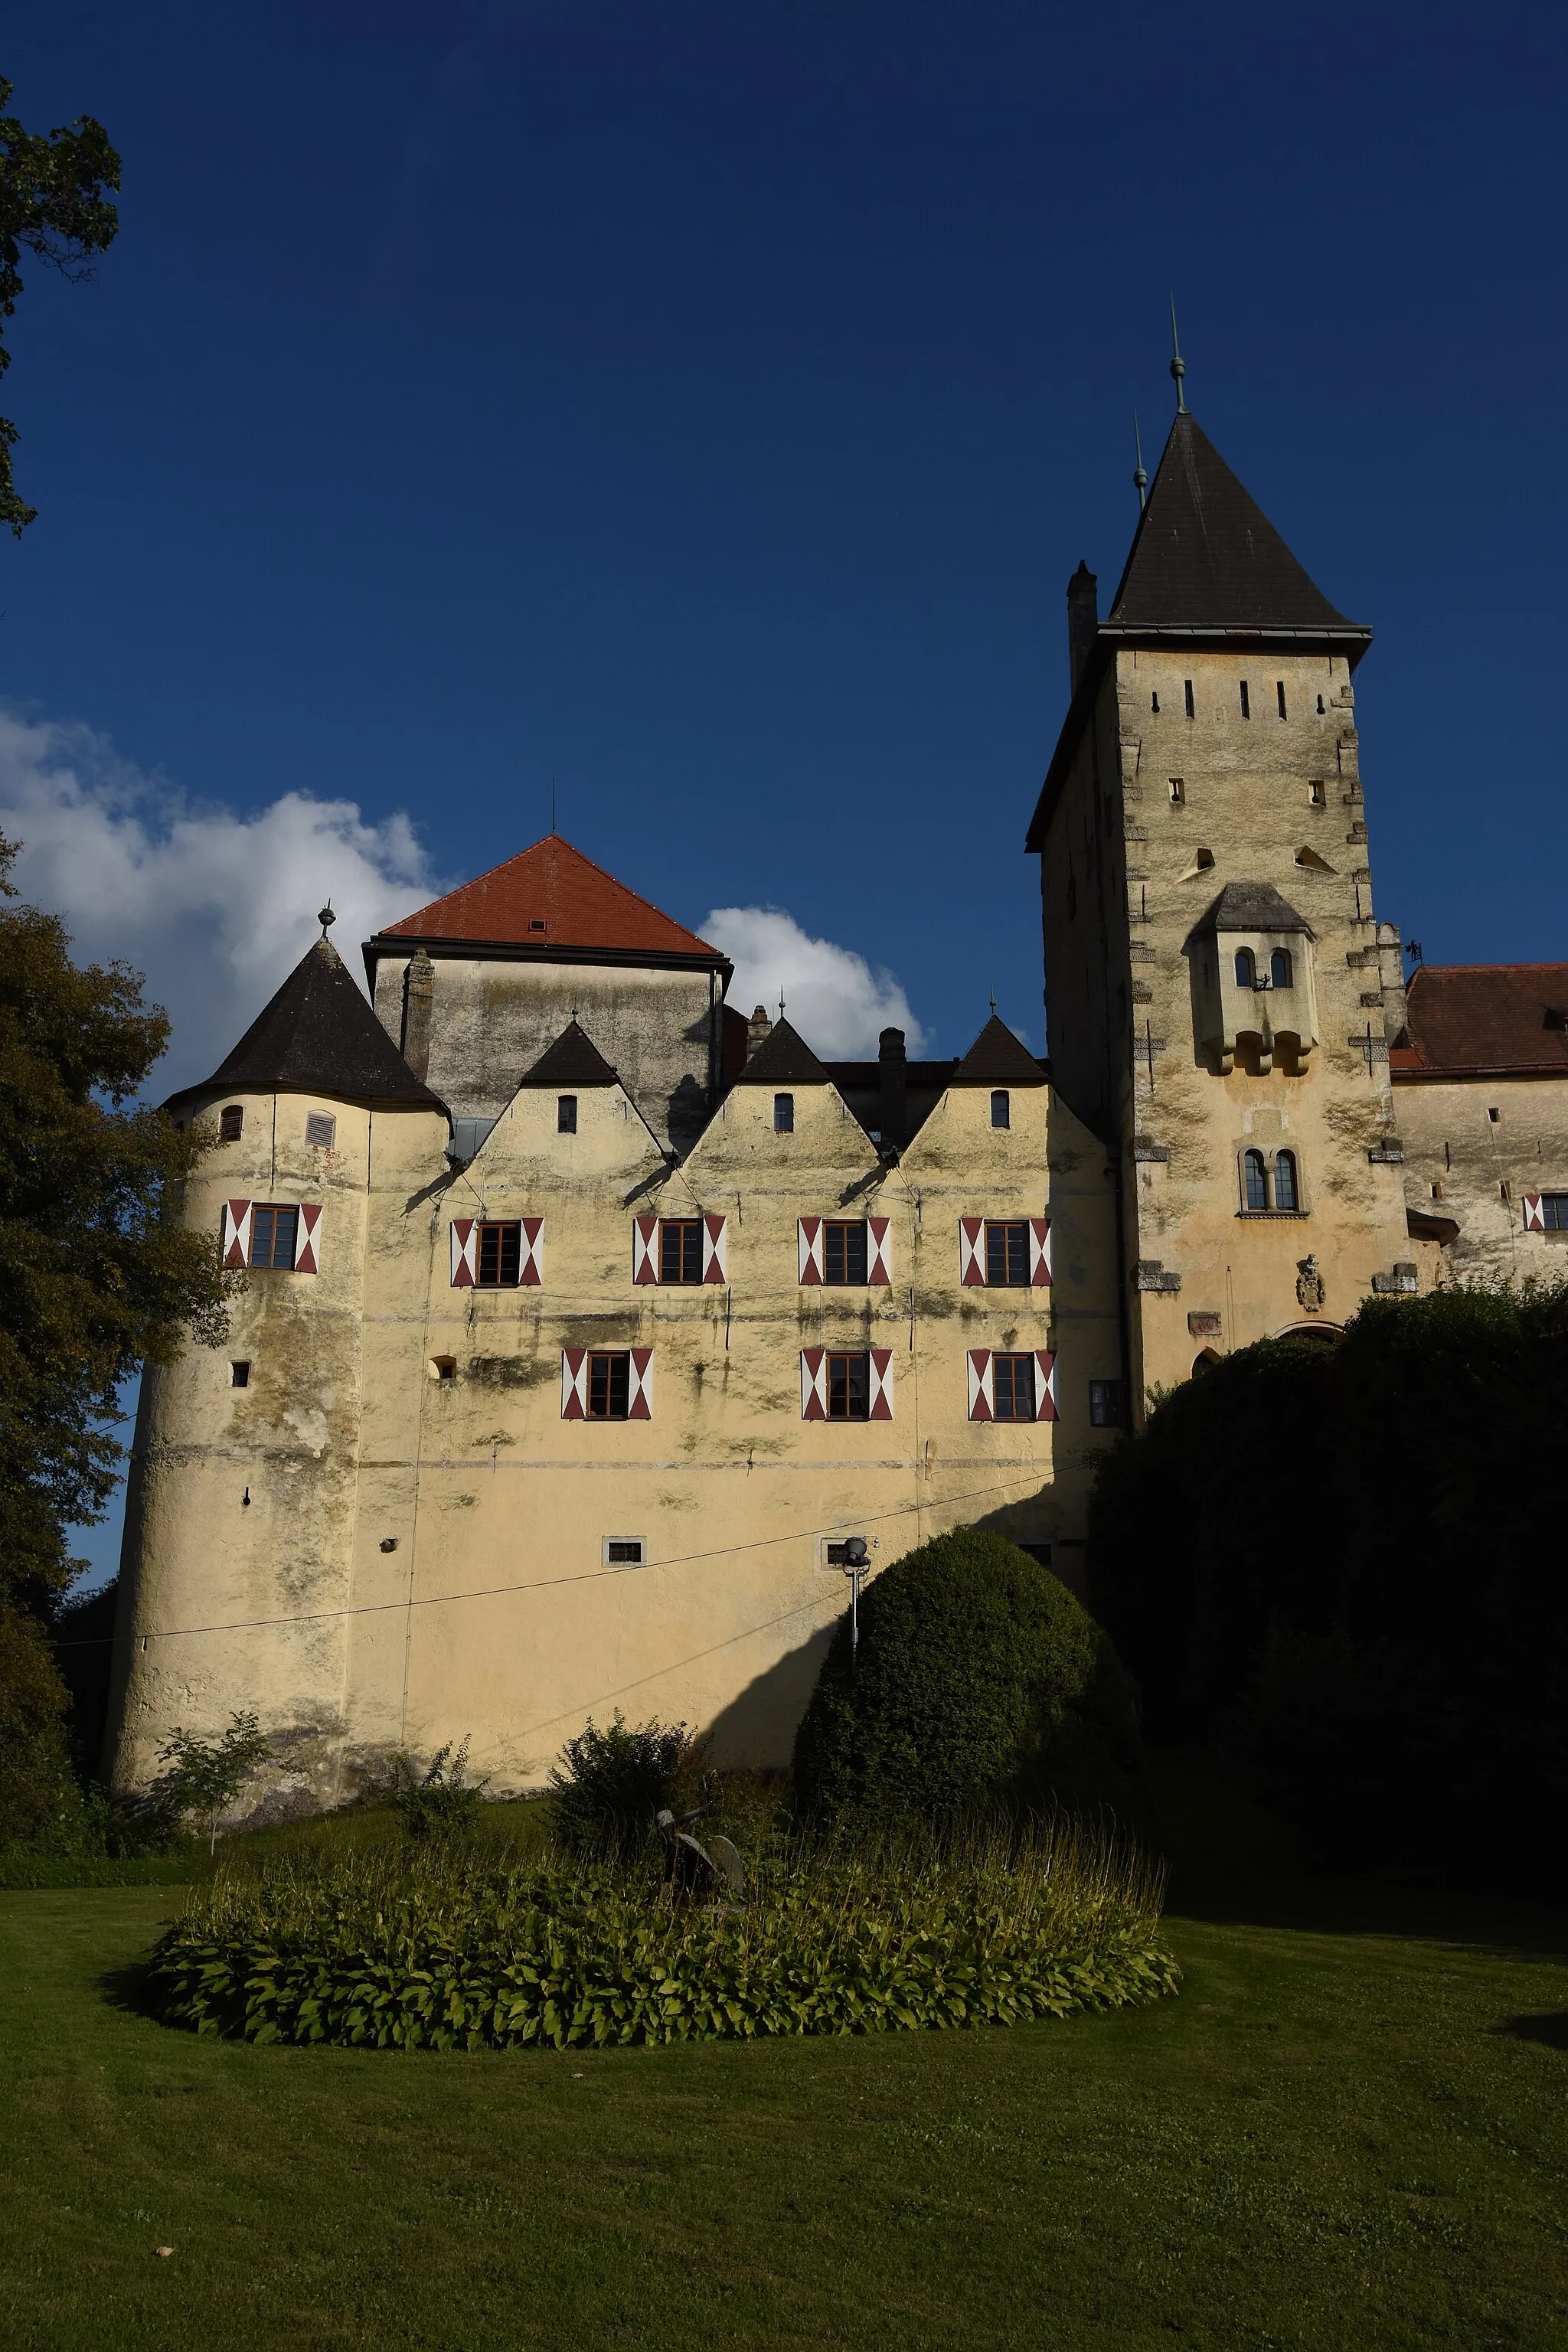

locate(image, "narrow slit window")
[[827, 1352, 871, 1420], [1317, 694, 1325, 713], [658, 1219, 704, 1284], [985, 1220, 1030, 1286], [1273, 1150, 1299, 1212], [1243, 1150, 1269, 1212], [557, 1094, 577, 1134], [990, 1089, 1011, 1130], [1151, 691, 1160, 712], [1276, 681, 1287, 719], [230, 1361, 250, 1389], [1184, 680, 1194, 719], [774, 1093, 794, 1134], [476, 1221, 522, 1285], [1309, 779, 1327, 807], [1239, 680, 1250, 719], [588, 1351, 632, 1419], [824, 1221, 869, 1285], [1169, 777, 1185, 805], [991, 1354, 1037, 1422], [220, 1105, 243, 1142]]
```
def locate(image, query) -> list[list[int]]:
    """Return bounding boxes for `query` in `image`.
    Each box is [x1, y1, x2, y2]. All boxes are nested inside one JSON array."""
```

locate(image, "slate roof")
[[1108, 414, 1362, 634], [514, 1019, 622, 1089], [371, 835, 727, 969], [1390, 963, 1568, 1080], [730, 1017, 833, 1088], [171, 939, 445, 1111], [1187, 881, 1315, 939], [948, 1014, 1049, 1087]]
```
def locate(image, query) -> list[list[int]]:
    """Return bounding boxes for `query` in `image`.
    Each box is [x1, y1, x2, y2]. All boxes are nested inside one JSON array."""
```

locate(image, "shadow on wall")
[[704, 1621, 837, 1769]]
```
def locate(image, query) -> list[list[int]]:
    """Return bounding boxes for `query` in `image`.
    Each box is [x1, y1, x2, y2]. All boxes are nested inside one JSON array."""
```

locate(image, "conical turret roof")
[[731, 1016, 831, 1088], [948, 1014, 1047, 1087], [171, 939, 445, 1111], [515, 1019, 622, 1089]]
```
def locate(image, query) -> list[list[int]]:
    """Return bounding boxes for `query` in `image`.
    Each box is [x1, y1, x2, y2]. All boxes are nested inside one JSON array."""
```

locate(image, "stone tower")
[[1026, 409, 1413, 1410]]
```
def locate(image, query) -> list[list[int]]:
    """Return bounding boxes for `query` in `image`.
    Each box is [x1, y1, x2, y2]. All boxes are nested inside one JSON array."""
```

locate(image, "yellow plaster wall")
[[1396, 1070, 1568, 1282]]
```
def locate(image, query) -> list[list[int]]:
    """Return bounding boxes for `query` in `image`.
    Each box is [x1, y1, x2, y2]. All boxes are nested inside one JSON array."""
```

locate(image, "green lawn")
[[4, 1769, 1566, 2350]]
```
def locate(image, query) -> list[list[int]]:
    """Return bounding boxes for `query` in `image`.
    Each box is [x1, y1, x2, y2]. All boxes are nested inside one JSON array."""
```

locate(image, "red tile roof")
[[376, 836, 724, 963], [1391, 962, 1568, 1079]]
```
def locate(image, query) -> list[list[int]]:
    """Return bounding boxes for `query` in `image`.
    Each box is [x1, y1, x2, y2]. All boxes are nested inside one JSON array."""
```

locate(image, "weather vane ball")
[[318, 902, 335, 936]]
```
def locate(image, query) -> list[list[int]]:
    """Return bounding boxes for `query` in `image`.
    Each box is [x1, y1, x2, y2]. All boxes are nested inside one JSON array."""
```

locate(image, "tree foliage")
[[0, 77, 120, 536], [794, 1528, 1143, 1825], [1086, 1285, 1568, 1869], [154, 1712, 276, 1851]]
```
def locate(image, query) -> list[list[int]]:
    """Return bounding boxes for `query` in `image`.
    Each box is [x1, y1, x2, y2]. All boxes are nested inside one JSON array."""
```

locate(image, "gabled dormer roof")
[[948, 1014, 1048, 1088], [168, 939, 446, 1112], [515, 1018, 622, 1089], [730, 1016, 831, 1088], [364, 835, 730, 979], [1187, 881, 1315, 940]]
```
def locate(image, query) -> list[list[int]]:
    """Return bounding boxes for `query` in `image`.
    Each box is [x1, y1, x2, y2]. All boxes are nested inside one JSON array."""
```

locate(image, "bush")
[[146, 1817, 1178, 2050], [0, 1602, 90, 1855], [792, 1529, 1143, 1825], [1087, 1282, 1568, 1870], [387, 1739, 490, 1844], [547, 1713, 696, 1860]]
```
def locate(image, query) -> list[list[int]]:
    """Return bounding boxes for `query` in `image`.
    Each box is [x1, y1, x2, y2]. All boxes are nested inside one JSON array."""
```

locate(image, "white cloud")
[[701, 904, 926, 1058], [0, 707, 445, 1094]]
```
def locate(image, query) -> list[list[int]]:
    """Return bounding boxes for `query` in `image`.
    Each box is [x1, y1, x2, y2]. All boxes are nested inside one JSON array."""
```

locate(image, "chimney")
[[400, 949, 435, 1081], [1067, 560, 1099, 695], [747, 1003, 773, 1059], [878, 1026, 907, 1149]]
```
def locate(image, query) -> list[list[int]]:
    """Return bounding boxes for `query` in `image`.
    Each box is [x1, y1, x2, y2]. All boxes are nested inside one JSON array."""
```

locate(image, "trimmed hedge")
[[793, 1529, 1143, 1824], [148, 1831, 1178, 2050]]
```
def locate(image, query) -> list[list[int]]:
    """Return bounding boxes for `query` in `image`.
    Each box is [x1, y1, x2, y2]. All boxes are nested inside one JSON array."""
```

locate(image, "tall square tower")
[[1027, 409, 1413, 1406]]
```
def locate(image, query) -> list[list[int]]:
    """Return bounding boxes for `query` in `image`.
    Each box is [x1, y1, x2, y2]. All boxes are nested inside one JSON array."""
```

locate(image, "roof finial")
[[779, 988, 786, 1021], [550, 777, 557, 836], [318, 901, 335, 938], [1132, 410, 1148, 511], [989, 987, 998, 1016], [1169, 297, 1187, 416]]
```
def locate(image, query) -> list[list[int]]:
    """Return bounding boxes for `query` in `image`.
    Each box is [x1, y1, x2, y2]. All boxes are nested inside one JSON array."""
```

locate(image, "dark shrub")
[[548, 1713, 694, 1860], [792, 1528, 1143, 1824], [387, 1738, 490, 1844]]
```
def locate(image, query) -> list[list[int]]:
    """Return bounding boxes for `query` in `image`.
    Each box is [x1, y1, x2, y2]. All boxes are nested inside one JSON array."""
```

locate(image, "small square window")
[[774, 1093, 794, 1134], [990, 1090, 1010, 1130], [529, 918, 547, 933], [305, 1111, 337, 1149], [558, 1094, 578, 1134], [220, 1105, 243, 1142], [430, 1356, 457, 1381], [1168, 777, 1185, 805], [230, 1361, 250, 1389], [1308, 779, 1327, 807], [1089, 1379, 1125, 1428], [1488, 1107, 1500, 1124], [603, 1536, 645, 1565]]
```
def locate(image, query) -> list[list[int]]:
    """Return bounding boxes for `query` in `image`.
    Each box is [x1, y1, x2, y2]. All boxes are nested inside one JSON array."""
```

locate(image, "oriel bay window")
[[801, 1346, 893, 1420], [562, 1347, 653, 1419], [959, 1216, 1050, 1286], [220, 1199, 322, 1275], [632, 1214, 727, 1284], [798, 1216, 891, 1285], [449, 1217, 544, 1286]]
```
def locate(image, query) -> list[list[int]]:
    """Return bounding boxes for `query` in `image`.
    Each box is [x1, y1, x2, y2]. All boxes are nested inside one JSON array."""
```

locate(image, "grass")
[[2, 1761, 1566, 2350]]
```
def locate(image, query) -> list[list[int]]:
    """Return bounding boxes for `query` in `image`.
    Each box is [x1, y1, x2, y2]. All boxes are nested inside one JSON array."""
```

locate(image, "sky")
[[5, 0, 1566, 1576]]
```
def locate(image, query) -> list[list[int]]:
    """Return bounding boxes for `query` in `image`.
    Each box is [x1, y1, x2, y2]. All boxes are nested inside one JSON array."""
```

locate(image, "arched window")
[[1233, 948, 1256, 988], [1270, 947, 1293, 988], [1273, 1150, 1298, 1211], [990, 1089, 1011, 1130], [1243, 1149, 1268, 1211]]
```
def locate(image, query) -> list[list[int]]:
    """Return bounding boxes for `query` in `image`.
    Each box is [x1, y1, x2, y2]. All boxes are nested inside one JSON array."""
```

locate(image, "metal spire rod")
[[1169, 298, 1188, 415], [1133, 410, 1148, 510]]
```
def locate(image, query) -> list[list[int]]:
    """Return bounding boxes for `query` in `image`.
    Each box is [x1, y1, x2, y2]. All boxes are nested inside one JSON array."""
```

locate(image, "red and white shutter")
[[518, 1217, 544, 1285], [632, 1214, 659, 1284], [701, 1214, 728, 1282], [1033, 1349, 1058, 1422], [220, 1200, 253, 1270], [959, 1217, 985, 1286], [449, 1218, 479, 1287], [1029, 1217, 1052, 1286], [295, 1202, 323, 1276], [967, 1348, 995, 1421], [798, 1217, 825, 1285], [800, 1346, 828, 1419], [869, 1347, 893, 1421], [867, 1216, 892, 1285], [1524, 1194, 1546, 1232], [560, 1348, 589, 1419], [629, 1347, 655, 1419]]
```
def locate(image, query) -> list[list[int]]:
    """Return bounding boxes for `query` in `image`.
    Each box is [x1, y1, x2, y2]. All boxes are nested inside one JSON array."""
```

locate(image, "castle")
[[106, 403, 1568, 1815]]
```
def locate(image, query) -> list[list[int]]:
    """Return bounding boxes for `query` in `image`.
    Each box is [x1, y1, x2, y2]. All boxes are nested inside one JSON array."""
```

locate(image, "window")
[[220, 1105, 243, 1142], [1184, 680, 1194, 718], [1270, 948, 1293, 988], [1542, 1195, 1568, 1230], [430, 1356, 457, 1381], [603, 1537, 645, 1565], [991, 1354, 1037, 1422], [828, 1352, 871, 1420], [658, 1220, 704, 1284], [1088, 1380, 1125, 1428], [990, 1089, 1011, 1130], [1168, 776, 1184, 805], [558, 1095, 577, 1134], [1276, 681, 1288, 718], [774, 1093, 794, 1134], [1488, 1107, 1500, 1124], [1309, 779, 1327, 807], [589, 1351, 632, 1419], [1151, 691, 1160, 713], [1316, 694, 1325, 714], [1234, 948, 1257, 988], [1273, 1150, 1299, 1212], [1239, 680, 1250, 719], [985, 1221, 1030, 1286], [477, 1221, 522, 1285], [1243, 1150, 1269, 1212], [305, 1111, 337, 1149], [825, 1220, 869, 1285], [529, 918, 547, 933], [230, 1361, 250, 1389], [250, 1205, 298, 1270]]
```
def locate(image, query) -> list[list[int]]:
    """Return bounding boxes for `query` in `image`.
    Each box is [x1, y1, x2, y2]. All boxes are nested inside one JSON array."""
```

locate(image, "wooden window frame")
[[991, 1354, 1037, 1422], [984, 1220, 1030, 1287], [588, 1351, 632, 1420], [249, 1204, 299, 1271], [823, 1220, 869, 1285], [827, 1351, 871, 1421], [476, 1220, 523, 1286], [219, 1104, 243, 1142], [658, 1218, 704, 1284]]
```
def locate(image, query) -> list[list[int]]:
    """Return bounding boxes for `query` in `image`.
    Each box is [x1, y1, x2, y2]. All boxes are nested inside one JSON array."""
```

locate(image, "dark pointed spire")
[[175, 939, 445, 1110], [1169, 298, 1187, 415], [732, 1015, 831, 1089], [949, 1014, 1047, 1089], [515, 1018, 621, 1089], [1133, 412, 1148, 511]]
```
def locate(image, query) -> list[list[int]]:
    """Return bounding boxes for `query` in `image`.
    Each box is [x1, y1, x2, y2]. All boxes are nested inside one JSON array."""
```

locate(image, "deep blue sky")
[[7, 0, 1566, 1057]]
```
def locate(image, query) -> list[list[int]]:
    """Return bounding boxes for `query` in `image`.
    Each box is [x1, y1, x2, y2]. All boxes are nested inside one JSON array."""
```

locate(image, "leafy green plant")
[[152, 1711, 275, 1852], [547, 1713, 696, 1860], [387, 1739, 490, 1844], [147, 1814, 1177, 2051], [794, 1529, 1144, 1826]]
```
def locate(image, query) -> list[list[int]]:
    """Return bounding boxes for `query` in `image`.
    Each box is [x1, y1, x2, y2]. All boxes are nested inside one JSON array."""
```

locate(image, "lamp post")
[[841, 1536, 869, 1669]]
